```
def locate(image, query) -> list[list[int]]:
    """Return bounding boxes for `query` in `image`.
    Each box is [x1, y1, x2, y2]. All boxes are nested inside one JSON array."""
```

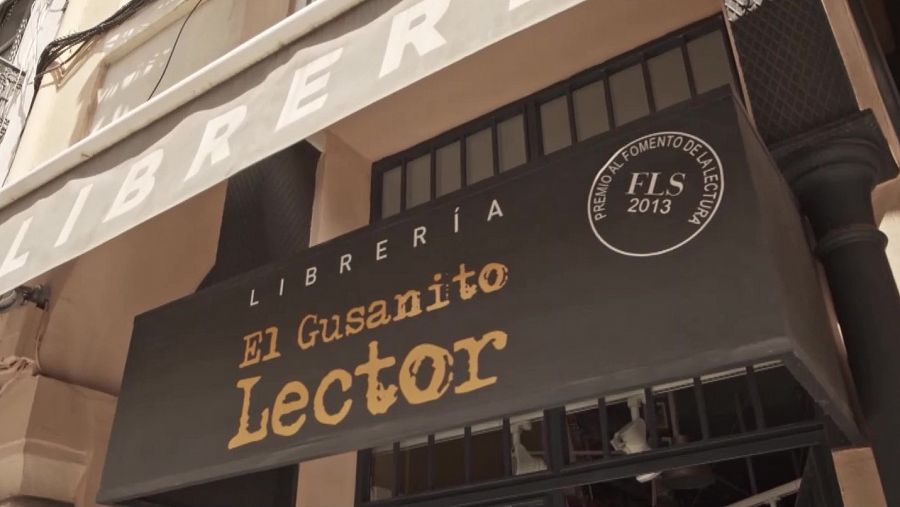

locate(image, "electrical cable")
[[33, 0, 154, 92], [147, 0, 203, 100]]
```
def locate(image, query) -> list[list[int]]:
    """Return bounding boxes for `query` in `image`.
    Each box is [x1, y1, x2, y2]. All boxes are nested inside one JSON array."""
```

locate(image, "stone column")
[[778, 111, 900, 505]]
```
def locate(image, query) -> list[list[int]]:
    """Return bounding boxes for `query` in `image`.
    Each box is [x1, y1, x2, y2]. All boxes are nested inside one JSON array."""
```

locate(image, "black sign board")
[[99, 92, 855, 503]]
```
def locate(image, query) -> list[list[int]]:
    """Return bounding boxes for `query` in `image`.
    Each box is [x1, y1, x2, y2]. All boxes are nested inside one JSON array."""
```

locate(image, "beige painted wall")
[[835, 448, 888, 507], [295, 132, 371, 507], [0, 0, 289, 505], [8, 0, 289, 183]]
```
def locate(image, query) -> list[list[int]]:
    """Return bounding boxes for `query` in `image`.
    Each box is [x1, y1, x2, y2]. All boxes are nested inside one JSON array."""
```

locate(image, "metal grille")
[[0, 57, 24, 143], [728, 0, 858, 144], [355, 364, 840, 507]]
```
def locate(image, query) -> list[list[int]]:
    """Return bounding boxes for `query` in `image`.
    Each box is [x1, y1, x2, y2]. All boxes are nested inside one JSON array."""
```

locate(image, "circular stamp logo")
[[587, 132, 724, 257]]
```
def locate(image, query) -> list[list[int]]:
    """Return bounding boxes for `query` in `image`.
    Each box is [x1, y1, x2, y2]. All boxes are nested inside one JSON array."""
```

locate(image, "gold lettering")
[[345, 306, 366, 336], [320, 315, 343, 343], [239, 331, 263, 368], [478, 262, 509, 293], [393, 290, 422, 321], [399, 344, 453, 404], [353, 341, 398, 415], [426, 274, 450, 312], [453, 330, 508, 394], [298, 314, 318, 350], [314, 369, 353, 425], [366, 300, 392, 329], [227, 376, 270, 450], [262, 326, 281, 361], [452, 263, 478, 300], [272, 381, 309, 436]]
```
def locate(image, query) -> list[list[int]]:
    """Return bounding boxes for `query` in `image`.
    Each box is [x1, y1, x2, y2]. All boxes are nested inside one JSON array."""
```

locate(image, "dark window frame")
[[353, 364, 842, 507], [355, 15, 830, 507], [370, 16, 739, 224]]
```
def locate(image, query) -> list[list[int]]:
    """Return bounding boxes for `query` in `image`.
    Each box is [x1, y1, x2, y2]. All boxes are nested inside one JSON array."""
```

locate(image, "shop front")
[[99, 83, 859, 505], [0, 0, 898, 506]]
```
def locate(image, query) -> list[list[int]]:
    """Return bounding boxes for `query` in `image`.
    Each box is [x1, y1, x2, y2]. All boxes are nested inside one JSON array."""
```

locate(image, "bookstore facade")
[[0, 1, 899, 506]]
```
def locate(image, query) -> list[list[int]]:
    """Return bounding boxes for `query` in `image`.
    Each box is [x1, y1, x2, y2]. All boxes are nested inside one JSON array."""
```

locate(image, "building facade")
[[0, 0, 898, 506]]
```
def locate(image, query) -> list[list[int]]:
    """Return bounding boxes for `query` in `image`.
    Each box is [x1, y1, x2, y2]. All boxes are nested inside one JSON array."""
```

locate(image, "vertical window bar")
[[522, 105, 533, 162], [459, 137, 468, 188], [681, 36, 698, 98], [641, 55, 657, 113], [355, 449, 373, 504], [734, 395, 759, 494], [598, 397, 611, 459], [392, 441, 403, 497], [790, 449, 803, 478], [693, 377, 711, 440], [370, 166, 382, 224], [426, 433, 436, 490], [464, 425, 473, 483], [491, 118, 500, 176], [399, 160, 408, 213], [719, 26, 742, 98], [429, 148, 437, 200], [603, 73, 616, 129], [746, 456, 760, 494], [525, 100, 542, 161], [811, 444, 845, 503], [544, 408, 568, 471], [745, 365, 767, 430], [565, 87, 578, 146], [643, 387, 658, 448], [501, 417, 513, 476], [547, 491, 567, 507]]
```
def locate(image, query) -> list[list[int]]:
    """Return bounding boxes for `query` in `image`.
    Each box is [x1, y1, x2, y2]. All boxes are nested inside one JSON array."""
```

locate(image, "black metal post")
[[778, 117, 900, 504]]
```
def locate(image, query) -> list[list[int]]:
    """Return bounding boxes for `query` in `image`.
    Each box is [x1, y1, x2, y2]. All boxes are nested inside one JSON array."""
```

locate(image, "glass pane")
[[381, 166, 402, 218], [435, 142, 461, 197], [539, 96, 572, 154], [512, 418, 546, 476], [406, 154, 431, 208], [610, 64, 650, 126], [688, 31, 733, 94], [466, 128, 494, 184], [370, 449, 395, 500], [497, 114, 527, 172], [649, 48, 691, 110], [573, 80, 609, 141]]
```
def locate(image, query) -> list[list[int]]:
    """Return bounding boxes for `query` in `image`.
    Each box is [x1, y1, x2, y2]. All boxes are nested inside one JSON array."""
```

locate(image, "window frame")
[[369, 16, 740, 224]]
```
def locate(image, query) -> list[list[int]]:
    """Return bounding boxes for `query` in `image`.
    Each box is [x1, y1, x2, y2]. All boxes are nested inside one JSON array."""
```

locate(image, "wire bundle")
[[33, 0, 154, 90]]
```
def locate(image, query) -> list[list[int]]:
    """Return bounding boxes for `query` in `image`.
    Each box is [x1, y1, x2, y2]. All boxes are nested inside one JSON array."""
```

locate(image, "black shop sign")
[[98, 92, 854, 503]]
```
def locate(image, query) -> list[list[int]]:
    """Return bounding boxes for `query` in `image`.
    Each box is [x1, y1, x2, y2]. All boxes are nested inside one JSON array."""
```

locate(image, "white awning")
[[0, 0, 586, 294]]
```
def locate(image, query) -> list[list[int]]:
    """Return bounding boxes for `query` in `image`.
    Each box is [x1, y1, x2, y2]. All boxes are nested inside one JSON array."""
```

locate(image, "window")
[[0, 0, 34, 61], [0, 0, 33, 143], [609, 63, 650, 125], [357, 364, 838, 507], [465, 128, 494, 184], [435, 142, 462, 197], [91, 0, 256, 133], [573, 80, 609, 141], [372, 18, 736, 222], [539, 96, 572, 154], [497, 114, 527, 171]]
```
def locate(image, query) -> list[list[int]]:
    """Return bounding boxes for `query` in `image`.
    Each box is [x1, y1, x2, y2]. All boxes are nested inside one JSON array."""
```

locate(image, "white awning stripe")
[[0, 0, 586, 294]]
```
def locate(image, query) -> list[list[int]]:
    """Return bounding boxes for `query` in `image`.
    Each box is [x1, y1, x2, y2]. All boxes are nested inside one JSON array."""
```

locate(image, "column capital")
[[774, 109, 897, 190], [771, 110, 898, 244]]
